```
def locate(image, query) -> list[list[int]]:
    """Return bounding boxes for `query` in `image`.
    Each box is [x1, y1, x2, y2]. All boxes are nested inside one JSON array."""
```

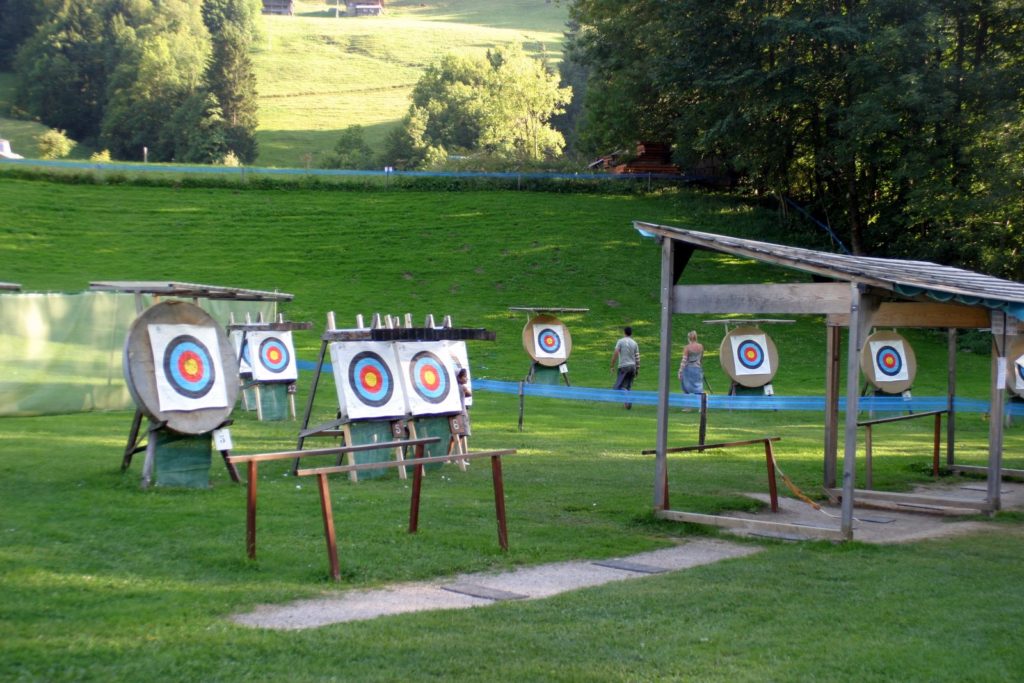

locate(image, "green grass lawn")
[[1, 175, 1023, 680]]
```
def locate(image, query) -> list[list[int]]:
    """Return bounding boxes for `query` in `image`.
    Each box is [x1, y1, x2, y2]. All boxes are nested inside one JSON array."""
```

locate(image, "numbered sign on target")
[[330, 341, 407, 421], [395, 341, 463, 416], [248, 330, 298, 382], [147, 323, 229, 412]]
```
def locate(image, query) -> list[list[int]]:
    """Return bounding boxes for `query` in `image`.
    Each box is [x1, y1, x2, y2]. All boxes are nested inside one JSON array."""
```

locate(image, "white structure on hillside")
[[0, 139, 23, 159]]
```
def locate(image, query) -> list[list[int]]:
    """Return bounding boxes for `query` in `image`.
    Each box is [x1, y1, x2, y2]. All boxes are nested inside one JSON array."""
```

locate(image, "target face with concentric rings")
[[395, 341, 463, 416], [148, 322, 229, 412], [164, 334, 216, 398], [530, 321, 568, 362], [349, 351, 394, 407], [736, 339, 766, 371], [536, 327, 562, 354], [409, 350, 450, 403], [868, 339, 909, 383], [248, 331, 297, 381], [329, 341, 407, 419], [730, 333, 772, 376]]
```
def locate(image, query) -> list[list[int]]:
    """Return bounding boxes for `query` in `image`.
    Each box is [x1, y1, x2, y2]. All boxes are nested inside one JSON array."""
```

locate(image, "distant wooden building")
[[346, 1, 384, 16], [262, 0, 293, 15], [590, 141, 681, 175]]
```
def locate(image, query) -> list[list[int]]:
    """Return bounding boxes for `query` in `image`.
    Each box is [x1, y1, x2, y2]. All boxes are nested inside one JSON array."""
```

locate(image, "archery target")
[[719, 326, 779, 388], [395, 341, 463, 416], [148, 323, 228, 412], [860, 331, 917, 394], [329, 341, 407, 420], [1004, 338, 1024, 398], [230, 331, 253, 375], [248, 330, 298, 382], [522, 314, 573, 367]]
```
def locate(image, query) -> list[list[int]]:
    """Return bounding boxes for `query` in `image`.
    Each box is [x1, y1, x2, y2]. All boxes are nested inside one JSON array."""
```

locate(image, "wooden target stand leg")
[[408, 419, 467, 472]]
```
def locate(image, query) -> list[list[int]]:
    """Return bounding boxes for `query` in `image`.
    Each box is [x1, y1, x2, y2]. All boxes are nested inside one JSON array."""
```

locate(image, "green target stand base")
[[531, 364, 564, 385], [257, 383, 289, 421], [344, 421, 398, 480], [408, 417, 451, 473], [154, 428, 212, 488]]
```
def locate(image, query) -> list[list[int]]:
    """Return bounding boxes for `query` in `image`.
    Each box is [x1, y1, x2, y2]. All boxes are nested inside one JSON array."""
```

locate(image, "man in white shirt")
[[610, 326, 640, 409]]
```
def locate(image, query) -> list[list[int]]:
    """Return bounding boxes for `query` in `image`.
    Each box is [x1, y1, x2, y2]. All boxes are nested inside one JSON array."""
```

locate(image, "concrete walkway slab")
[[231, 539, 759, 630]]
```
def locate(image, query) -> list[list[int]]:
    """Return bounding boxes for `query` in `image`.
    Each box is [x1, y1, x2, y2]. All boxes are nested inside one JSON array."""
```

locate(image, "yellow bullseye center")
[[424, 369, 437, 385], [184, 358, 199, 376]]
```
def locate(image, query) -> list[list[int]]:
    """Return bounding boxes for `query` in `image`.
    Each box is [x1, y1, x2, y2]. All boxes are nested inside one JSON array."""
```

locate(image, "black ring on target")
[[736, 339, 766, 370], [409, 350, 450, 404], [163, 334, 216, 399], [348, 351, 394, 407], [258, 337, 291, 374], [875, 345, 904, 377], [536, 327, 562, 354]]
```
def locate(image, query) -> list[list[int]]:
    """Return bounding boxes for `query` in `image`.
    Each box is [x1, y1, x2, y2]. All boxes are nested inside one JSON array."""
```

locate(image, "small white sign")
[[559, 363, 569, 374], [212, 427, 233, 451]]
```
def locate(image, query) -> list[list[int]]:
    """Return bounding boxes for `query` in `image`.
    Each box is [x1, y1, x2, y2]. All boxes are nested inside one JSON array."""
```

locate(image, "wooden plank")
[[90, 280, 293, 301], [642, 436, 780, 455], [857, 410, 946, 427], [827, 301, 989, 329], [655, 510, 846, 541], [228, 437, 440, 464], [295, 449, 516, 477], [673, 283, 851, 315]]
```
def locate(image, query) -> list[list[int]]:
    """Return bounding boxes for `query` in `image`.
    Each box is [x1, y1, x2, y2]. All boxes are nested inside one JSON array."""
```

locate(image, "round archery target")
[[349, 351, 394, 407], [860, 331, 916, 394], [124, 301, 236, 435], [522, 314, 573, 366], [719, 326, 779, 388], [258, 337, 290, 373], [329, 341, 407, 420], [409, 350, 450, 403], [1004, 338, 1024, 398], [163, 335, 216, 399]]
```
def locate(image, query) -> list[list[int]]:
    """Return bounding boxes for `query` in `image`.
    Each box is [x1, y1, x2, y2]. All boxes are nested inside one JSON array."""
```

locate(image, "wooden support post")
[[316, 472, 340, 582], [841, 284, 874, 539], [764, 439, 779, 513], [254, 384, 263, 421], [824, 325, 842, 487], [491, 454, 509, 550], [122, 408, 144, 471], [409, 444, 424, 533], [947, 328, 957, 466], [653, 236, 674, 511], [933, 412, 942, 478], [698, 392, 708, 445], [865, 424, 873, 490], [517, 380, 525, 432], [987, 321, 1006, 512], [246, 461, 258, 559]]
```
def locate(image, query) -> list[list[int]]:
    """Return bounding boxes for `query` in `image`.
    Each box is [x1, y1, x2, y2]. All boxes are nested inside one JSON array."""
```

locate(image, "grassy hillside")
[[254, 0, 569, 167]]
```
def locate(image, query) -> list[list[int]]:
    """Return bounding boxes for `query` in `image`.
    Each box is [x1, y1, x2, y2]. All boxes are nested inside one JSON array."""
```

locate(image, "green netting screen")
[[0, 291, 275, 417]]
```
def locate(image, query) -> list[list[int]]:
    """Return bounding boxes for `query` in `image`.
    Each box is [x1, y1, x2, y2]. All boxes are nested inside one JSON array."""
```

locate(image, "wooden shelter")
[[261, 0, 293, 15], [635, 221, 1024, 540], [345, 0, 383, 15]]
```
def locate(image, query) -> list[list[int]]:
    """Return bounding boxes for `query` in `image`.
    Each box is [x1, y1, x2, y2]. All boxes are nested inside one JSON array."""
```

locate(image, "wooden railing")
[[857, 410, 946, 489]]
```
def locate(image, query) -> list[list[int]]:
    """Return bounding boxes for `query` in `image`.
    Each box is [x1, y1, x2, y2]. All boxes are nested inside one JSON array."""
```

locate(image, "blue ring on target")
[[348, 351, 394, 407], [536, 327, 562, 354], [409, 350, 450, 403], [875, 345, 904, 377], [239, 337, 252, 366], [163, 334, 216, 399], [736, 339, 766, 370], [258, 337, 291, 374]]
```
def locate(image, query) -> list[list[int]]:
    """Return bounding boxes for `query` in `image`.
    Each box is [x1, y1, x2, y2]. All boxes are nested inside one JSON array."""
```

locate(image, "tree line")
[[565, 0, 1024, 278], [1, 0, 260, 164]]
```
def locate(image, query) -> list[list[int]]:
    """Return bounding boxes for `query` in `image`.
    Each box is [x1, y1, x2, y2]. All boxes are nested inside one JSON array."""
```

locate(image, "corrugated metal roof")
[[635, 221, 1024, 308]]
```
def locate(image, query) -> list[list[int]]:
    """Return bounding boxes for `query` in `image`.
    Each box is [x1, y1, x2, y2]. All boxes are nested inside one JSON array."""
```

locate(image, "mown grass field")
[[2, 173, 1023, 681]]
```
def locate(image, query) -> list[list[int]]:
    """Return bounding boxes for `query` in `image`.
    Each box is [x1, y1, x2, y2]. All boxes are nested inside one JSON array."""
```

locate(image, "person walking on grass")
[[610, 326, 640, 409]]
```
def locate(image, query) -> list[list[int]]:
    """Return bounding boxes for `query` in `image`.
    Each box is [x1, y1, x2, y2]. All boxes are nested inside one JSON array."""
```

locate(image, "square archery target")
[[446, 340, 472, 407], [532, 322, 568, 362], [329, 341, 407, 420], [148, 323, 229, 412], [248, 330, 298, 382], [1015, 354, 1024, 392], [730, 333, 773, 376], [869, 339, 909, 383], [395, 341, 463, 416], [230, 330, 253, 375]]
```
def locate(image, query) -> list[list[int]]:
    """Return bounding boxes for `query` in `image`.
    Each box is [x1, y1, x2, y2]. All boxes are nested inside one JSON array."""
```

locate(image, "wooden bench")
[[857, 410, 946, 488], [227, 439, 516, 581], [642, 437, 782, 512]]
